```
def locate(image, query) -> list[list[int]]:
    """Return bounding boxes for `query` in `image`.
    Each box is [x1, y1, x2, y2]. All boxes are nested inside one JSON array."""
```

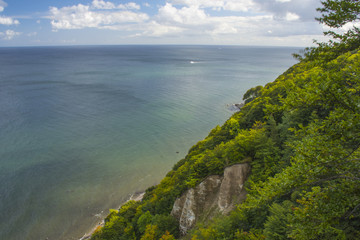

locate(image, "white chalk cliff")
[[171, 163, 250, 234]]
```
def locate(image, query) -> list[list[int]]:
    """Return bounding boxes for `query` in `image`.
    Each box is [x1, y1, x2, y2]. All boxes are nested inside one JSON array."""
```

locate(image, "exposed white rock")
[[171, 163, 250, 235], [218, 163, 250, 213]]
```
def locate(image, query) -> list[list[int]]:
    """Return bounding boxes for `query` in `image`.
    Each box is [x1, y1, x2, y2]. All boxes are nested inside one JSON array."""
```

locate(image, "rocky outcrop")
[[171, 163, 250, 234]]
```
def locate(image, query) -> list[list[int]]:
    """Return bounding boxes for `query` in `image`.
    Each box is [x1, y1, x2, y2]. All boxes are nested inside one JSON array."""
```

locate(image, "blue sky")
[[0, 0, 328, 46]]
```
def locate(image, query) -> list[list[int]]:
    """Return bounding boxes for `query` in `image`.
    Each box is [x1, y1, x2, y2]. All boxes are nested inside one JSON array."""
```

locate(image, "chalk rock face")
[[218, 163, 250, 213], [171, 163, 250, 235]]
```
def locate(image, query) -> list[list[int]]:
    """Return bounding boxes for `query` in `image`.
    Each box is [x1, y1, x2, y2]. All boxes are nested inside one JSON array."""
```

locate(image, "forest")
[[91, 1, 360, 239]]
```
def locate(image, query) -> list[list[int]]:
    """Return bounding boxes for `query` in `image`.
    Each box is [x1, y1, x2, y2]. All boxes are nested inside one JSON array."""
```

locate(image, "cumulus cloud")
[[148, 1, 310, 38], [210, 22, 238, 35], [47, 0, 323, 46], [222, 0, 255, 12], [119, 2, 140, 10], [91, 0, 140, 10], [0, 0, 6, 12], [145, 3, 277, 38], [0, 16, 19, 25], [0, 0, 20, 25], [285, 12, 300, 21], [157, 3, 207, 25], [0, 29, 21, 40], [92, 0, 116, 9], [253, 0, 321, 21], [142, 21, 184, 37], [50, 1, 148, 30], [169, 0, 255, 12], [342, 22, 360, 31]]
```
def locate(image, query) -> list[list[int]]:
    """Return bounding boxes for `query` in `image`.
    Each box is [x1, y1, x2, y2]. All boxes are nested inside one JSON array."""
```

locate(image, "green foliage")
[[235, 229, 266, 240], [160, 231, 176, 240], [186, 47, 360, 240], [243, 86, 263, 104], [264, 201, 293, 240], [92, 2, 360, 239], [152, 214, 179, 238], [93, 48, 360, 239], [294, 0, 360, 63], [140, 225, 159, 240], [316, 0, 360, 29], [137, 211, 153, 234]]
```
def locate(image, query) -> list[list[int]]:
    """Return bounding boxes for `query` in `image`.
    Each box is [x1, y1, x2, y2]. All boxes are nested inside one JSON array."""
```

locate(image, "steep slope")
[[91, 46, 360, 239], [171, 163, 250, 235]]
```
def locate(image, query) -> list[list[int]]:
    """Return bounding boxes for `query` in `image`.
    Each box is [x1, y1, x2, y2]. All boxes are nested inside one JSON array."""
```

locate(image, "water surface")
[[0, 45, 299, 239]]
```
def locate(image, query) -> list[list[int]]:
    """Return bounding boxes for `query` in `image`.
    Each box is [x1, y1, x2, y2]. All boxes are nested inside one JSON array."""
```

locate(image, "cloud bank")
[[47, 0, 324, 45], [50, 1, 148, 30]]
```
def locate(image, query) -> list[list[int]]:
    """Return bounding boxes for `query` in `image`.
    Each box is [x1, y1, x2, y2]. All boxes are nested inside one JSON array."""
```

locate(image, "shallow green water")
[[0, 45, 299, 239]]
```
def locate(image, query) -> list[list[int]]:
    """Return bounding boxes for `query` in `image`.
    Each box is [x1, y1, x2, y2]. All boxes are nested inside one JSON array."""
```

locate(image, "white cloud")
[[91, 0, 140, 10], [341, 21, 360, 31], [142, 21, 184, 36], [47, 0, 323, 46], [285, 12, 300, 21], [253, 0, 320, 22], [0, 16, 19, 25], [0, 29, 21, 40], [148, 4, 275, 38], [223, 0, 255, 12], [157, 3, 207, 25], [119, 2, 140, 10], [50, 2, 148, 30], [169, 0, 255, 12], [0, 0, 7, 12], [92, 0, 115, 9], [210, 23, 238, 35], [0, 1, 20, 25]]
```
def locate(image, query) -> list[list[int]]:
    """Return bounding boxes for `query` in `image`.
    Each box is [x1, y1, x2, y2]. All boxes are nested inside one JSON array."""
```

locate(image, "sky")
[[0, 0, 328, 47]]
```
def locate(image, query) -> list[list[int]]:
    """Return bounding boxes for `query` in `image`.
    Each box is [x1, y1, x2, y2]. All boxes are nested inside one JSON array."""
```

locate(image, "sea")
[[0, 45, 299, 240]]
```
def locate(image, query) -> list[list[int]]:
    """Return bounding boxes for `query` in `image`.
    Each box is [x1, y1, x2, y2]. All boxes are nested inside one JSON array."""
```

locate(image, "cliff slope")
[[171, 163, 250, 235], [91, 45, 360, 240], [91, 2, 360, 236]]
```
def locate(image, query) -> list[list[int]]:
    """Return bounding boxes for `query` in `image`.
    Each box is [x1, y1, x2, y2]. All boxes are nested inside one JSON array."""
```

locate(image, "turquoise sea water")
[[0, 45, 299, 239]]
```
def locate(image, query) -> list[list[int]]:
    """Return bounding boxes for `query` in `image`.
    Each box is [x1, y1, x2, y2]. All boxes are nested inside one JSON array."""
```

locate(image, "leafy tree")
[[92, 2, 360, 240], [160, 231, 175, 240], [264, 201, 293, 240], [152, 214, 179, 238], [137, 211, 153, 234], [316, 0, 360, 30], [140, 225, 159, 240], [294, 0, 360, 62], [243, 86, 263, 104]]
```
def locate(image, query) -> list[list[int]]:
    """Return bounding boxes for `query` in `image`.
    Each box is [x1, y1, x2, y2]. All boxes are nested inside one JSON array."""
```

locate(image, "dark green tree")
[[294, 0, 360, 62]]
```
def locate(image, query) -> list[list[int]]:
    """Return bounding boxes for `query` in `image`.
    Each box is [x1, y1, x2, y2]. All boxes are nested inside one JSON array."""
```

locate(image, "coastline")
[[78, 103, 241, 240], [78, 103, 242, 240], [79, 191, 145, 240]]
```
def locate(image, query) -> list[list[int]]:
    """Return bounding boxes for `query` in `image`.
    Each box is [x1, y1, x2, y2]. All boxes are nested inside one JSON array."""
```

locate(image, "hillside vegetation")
[[91, 1, 360, 239]]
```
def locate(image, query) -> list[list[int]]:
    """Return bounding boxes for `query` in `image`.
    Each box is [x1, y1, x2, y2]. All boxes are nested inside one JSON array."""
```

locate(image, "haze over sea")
[[0, 45, 299, 240]]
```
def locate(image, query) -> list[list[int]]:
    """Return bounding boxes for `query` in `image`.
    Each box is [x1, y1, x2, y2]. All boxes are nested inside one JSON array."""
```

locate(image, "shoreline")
[[79, 191, 145, 240], [78, 103, 240, 240], [79, 103, 240, 240]]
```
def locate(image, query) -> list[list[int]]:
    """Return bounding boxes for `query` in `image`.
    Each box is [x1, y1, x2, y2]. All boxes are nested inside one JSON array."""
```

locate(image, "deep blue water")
[[0, 45, 299, 239]]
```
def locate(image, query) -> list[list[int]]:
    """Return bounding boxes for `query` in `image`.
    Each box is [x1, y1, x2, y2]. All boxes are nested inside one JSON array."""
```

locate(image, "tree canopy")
[[91, 1, 360, 239]]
